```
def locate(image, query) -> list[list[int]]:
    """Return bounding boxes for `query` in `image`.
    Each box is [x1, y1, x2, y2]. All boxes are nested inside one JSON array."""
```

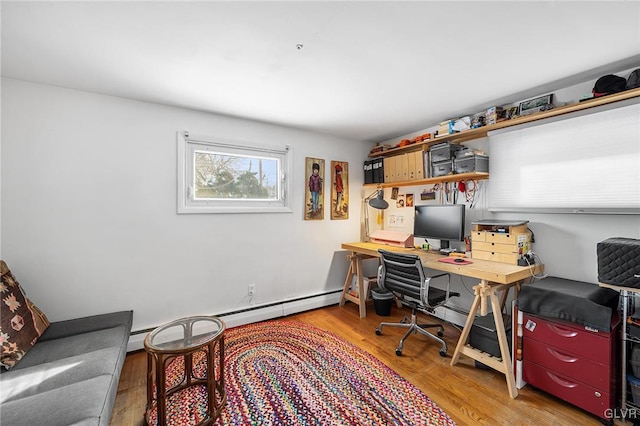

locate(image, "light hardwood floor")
[[111, 303, 611, 425]]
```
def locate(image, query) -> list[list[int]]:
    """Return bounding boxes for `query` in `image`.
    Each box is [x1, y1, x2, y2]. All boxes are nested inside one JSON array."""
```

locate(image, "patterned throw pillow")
[[1, 260, 50, 369]]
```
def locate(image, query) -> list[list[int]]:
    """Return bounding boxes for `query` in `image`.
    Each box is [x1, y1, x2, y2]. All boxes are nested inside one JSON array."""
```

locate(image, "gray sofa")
[[0, 310, 133, 426]]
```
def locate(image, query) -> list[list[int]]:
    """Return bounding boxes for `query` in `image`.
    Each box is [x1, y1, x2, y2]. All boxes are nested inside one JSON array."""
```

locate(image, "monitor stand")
[[438, 240, 455, 254]]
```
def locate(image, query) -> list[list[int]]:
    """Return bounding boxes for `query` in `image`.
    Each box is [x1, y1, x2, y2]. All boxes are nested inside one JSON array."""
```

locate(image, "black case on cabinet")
[[597, 237, 640, 288]]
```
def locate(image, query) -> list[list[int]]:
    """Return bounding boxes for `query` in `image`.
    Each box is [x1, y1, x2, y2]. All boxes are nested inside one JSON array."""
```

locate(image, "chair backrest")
[[377, 249, 455, 309], [377, 249, 425, 303]]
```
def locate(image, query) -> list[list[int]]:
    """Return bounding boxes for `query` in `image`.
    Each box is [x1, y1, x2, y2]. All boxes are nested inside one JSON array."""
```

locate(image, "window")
[[177, 131, 292, 214]]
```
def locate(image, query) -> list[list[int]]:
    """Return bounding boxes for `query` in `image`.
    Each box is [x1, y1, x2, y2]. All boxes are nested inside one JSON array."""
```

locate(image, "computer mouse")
[[454, 258, 465, 263]]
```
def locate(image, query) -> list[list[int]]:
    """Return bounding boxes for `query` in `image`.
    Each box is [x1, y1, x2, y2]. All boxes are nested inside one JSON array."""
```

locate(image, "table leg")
[[489, 289, 517, 398], [450, 284, 482, 366], [450, 280, 518, 399], [339, 252, 368, 318], [146, 352, 153, 414], [207, 343, 215, 421], [355, 255, 366, 318], [339, 254, 356, 307], [185, 353, 193, 387], [156, 354, 167, 425]]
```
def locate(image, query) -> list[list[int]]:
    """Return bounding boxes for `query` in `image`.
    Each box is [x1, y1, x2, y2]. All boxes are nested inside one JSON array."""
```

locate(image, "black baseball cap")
[[592, 74, 627, 97]]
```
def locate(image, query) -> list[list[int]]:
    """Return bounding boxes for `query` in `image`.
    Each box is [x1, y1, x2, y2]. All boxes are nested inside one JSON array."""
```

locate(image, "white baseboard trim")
[[127, 290, 342, 352], [282, 292, 342, 316]]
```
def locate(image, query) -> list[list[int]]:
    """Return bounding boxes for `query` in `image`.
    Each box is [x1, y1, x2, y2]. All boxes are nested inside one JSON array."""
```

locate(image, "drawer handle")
[[546, 371, 577, 388], [547, 347, 578, 363], [548, 324, 578, 338]]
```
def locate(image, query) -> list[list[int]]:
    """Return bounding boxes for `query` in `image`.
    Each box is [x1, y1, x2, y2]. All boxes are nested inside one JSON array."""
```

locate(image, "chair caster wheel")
[[437, 330, 444, 337], [439, 350, 447, 357], [375, 329, 382, 335], [395, 348, 402, 356]]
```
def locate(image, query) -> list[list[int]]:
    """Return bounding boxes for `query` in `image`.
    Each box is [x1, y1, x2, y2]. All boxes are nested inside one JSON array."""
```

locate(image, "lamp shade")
[[368, 190, 389, 210]]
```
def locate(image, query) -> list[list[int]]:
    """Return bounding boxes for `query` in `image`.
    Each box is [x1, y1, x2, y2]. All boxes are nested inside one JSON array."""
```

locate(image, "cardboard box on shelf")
[[486, 106, 505, 125]]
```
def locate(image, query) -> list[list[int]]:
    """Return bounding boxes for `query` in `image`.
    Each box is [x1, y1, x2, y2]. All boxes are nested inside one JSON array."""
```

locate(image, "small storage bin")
[[469, 313, 512, 357], [430, 142, 463, 162], [454, 154, 489, 174], [371, 287, 394, 316], [628, 374, 640, 403], [431, 160, 453, 177]]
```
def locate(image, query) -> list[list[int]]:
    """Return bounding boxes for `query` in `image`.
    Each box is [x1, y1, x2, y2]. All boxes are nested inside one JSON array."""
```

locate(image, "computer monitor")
[[413, 204, 466, 251]]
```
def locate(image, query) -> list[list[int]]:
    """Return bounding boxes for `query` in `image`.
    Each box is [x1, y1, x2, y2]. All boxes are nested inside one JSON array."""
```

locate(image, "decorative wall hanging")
[[305, 157, 325, 220], [331, 161, 349, 220], [406, 193, 414, 208], [518, 94, 554, 116]]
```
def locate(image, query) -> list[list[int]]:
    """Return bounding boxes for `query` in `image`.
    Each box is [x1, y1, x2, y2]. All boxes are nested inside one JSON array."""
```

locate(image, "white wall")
[[3, 71, 639, 334], [1, 78, 370, 332]]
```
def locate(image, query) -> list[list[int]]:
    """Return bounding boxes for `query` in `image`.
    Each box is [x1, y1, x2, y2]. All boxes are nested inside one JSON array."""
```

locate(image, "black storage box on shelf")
[[597, 237, 640, 288], [518, 276, 619, 332], [372, 157, 384, 184], [430, 142, 464, 162], [431, 160, 453, 177], [469, 313, 512, 359], [363, 160, 374, 184], [454, 154, 489, 174]]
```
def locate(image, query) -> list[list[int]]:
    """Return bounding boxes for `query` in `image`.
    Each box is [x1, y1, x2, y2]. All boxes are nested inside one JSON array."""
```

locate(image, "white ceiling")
[[2, 1, 640, 143]]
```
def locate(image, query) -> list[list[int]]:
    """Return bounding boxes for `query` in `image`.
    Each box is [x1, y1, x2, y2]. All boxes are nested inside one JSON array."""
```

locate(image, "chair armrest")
[[423, 273, 452, 307], [377, 265, 385, 291]]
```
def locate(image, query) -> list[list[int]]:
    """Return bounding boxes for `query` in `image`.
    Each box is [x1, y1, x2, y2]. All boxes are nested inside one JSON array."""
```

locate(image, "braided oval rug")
[[149, 320, 456, 425]]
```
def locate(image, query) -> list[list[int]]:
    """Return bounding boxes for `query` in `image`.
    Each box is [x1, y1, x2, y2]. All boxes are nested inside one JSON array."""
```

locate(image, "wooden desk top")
[[342, 241, 544, 285]]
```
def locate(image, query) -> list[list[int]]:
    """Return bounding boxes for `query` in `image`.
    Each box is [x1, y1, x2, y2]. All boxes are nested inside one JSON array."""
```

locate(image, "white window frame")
[[177, 131, 292, 214]]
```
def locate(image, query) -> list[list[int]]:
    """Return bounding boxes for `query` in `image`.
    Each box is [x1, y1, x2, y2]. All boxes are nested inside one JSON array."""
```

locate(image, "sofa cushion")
[[0, 346, 124, 403], [13, 325, 129, 369], [37, 310, 133, 342], [0, 375, 119, 426], [0, 261, 50, 369]]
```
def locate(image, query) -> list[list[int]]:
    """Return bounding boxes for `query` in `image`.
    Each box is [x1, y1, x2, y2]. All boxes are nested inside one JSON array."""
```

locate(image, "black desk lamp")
[[364, 189, 389, 241]]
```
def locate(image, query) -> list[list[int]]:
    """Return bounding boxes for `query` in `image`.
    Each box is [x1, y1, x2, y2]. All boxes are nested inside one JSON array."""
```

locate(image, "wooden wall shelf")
[[364, 172, 489, 189], [369, 87, 640, 158]]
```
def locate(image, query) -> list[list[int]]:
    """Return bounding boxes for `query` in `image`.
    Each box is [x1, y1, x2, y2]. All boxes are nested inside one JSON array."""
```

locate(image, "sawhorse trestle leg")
[[450, 279, 519, 399]]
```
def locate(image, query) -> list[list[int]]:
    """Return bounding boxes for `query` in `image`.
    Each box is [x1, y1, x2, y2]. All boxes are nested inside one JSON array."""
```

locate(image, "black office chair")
[[375, 249, 459, 357]]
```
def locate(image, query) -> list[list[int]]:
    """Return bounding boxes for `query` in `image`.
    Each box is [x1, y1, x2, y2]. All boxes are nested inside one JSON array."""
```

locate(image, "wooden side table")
[[144, 316, 226, 426]]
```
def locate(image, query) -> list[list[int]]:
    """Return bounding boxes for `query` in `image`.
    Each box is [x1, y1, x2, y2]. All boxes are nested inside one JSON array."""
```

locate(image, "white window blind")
[[488, 102, 640, 214]]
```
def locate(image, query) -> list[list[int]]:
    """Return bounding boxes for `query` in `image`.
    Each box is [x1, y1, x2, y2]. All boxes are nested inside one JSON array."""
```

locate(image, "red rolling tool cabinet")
[[522, 312, 619, 420]]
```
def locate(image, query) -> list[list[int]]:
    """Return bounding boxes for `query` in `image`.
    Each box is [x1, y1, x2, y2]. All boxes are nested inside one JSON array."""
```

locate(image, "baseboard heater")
[[127, 290, 343, 352]]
